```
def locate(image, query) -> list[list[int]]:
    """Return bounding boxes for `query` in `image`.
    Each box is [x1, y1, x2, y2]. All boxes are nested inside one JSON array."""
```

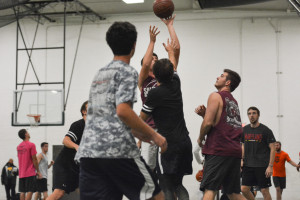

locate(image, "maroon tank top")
[[202, 91, 242, 158], [141, 76, 157, 129]]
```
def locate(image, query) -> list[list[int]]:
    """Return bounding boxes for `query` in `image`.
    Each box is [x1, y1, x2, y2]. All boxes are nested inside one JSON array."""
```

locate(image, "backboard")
[[12, 89, 64, 126]]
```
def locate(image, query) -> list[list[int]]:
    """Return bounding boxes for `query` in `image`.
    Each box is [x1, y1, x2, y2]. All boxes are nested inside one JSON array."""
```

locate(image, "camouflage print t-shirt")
[[75, 60, 140, 160]]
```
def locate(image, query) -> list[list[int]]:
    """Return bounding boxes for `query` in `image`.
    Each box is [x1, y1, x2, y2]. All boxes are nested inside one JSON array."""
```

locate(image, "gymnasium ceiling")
[[0, 0, 297, 28]]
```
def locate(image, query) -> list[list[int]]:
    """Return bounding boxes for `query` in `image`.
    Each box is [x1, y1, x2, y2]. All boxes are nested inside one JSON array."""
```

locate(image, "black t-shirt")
[[242, 123, 276, 167], [55, 118, 85, 168], [142, 72, 189, 142]]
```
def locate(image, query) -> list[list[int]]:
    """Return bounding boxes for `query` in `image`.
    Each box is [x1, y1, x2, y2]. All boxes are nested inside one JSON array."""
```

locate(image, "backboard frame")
[[11, 89, 65, 126]]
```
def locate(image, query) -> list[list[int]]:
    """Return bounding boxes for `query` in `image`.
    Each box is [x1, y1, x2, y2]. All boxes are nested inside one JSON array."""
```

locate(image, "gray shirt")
[[75, 60, 140, 161], [39, 153, 48, 179]]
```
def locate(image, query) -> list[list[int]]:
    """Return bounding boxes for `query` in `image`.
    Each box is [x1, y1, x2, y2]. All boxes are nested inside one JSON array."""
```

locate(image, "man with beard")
[[272, 141, 299, 200], [195, 69, 245, 200], [241, 107, 276, 200]]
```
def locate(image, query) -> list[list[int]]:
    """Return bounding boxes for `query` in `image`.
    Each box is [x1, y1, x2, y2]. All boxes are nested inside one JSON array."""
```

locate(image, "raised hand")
[[149, 25, 160, 43], [163, 38, 177, 54], [195, 105, 206, 118], [161, 14, 176, 26]]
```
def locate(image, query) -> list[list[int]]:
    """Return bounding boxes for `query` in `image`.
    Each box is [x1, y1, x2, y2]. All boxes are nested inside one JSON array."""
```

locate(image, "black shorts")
[[272, 176, 286, 189], [242, 166, 272, 188], [200, 155, 241, 194], [52, 162, 79, 194], [36, 178, 48, 192], [79, 157, 161, 200], [19, 176, 37, 193], [157, 136, 193, 175]]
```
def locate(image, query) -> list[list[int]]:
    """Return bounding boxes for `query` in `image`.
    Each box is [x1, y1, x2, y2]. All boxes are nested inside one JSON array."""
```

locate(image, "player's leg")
[[25, 192, 34, 200], [140, 142, 158, 171], [203, 190, 217, 200], [47, 189, 65, 200], [241, 186, 254, 200], [19, 178, 26, 200], [256, 167, 272, 200], [34, 192, 40, 200], [149, 191, 164, 200], [20, 193, 26, 200], [227, 193, 247, 200], [241, 167, 256, 200], [260, 187, 271, 200], [171, 174, 189, 200], [43, 191, 49, 200], [223, 157, 246, 200], [275, 187, 282, 200], [201, 155, 232, 200], [25, 176, 37, 200], [80, 158, 122, 200]]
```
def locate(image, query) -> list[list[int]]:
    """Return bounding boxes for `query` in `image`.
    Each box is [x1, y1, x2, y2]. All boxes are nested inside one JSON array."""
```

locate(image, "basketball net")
[[27, 114, 41, 128]]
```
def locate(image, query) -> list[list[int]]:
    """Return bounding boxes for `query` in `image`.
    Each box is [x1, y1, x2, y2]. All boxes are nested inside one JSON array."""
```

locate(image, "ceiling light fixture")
[[122, 0, 144, 4]]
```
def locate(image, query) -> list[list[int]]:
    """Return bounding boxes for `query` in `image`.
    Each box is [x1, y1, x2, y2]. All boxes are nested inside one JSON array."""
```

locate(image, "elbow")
[[203, 121, 213, 128], [116, 108, 128, 122], [62, 137, 67, 145]]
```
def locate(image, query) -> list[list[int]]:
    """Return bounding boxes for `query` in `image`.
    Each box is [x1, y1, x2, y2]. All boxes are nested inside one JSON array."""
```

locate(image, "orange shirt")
[[273, 151, 291, 177]]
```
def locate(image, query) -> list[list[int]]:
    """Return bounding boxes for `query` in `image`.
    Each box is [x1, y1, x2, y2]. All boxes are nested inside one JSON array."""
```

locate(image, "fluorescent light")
[[122, 0, 144, 4]]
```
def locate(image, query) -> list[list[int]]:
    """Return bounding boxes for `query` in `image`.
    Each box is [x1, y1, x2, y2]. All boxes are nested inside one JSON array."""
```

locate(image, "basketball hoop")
[[27, 114, 41, 127]]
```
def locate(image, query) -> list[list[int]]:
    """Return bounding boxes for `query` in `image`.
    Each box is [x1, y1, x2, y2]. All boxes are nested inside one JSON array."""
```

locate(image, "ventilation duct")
[[198, 0, 273, 9], [0, 0, 29, 10], [288, 0, 300, 14]]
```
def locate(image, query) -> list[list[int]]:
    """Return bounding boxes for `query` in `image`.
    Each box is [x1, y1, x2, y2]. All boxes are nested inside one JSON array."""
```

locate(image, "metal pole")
[[63, 1, 66, 110], [65, 15, 85, 108]]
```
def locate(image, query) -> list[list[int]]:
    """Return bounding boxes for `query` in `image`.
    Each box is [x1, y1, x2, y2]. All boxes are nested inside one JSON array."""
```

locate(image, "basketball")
[[153, 0, 174, 19], [195, 169, 204, 182]]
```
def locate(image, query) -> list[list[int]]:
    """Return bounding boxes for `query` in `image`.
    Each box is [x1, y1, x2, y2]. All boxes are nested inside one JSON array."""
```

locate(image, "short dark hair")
[[41, 142, 48, 148], [224, 69, 241, 92], [140, 53, 158, 66], [81, 101, 88, 116], [106, 22, 137, 56], [247, 106, 260, 116], [275, 141, 281, 146], [153, 59, 174, 84], [18, 129, 27, 140]]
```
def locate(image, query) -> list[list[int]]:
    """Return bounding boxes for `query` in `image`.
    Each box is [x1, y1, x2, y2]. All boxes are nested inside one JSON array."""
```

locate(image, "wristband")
[[268, 164, 273, 167]]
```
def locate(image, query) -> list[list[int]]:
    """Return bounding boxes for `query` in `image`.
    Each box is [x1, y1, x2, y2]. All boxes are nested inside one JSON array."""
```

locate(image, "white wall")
[[0, 10, 300, 199]]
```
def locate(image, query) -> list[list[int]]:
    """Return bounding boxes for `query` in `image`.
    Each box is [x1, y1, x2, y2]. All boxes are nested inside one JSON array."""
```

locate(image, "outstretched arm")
[[117, 102, 167, 153], [163, 39, 178, 70], [161, 15, 180, 70], [288, 160, 299, 168], [138, 26, 160, 91]]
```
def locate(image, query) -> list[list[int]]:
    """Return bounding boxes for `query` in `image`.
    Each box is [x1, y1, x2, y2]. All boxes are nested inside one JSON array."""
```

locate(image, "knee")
[[275, 187, 281, 192], [260, 188, 269, 196], [241, 186, 250, 194], [52, 190, 65, 199]]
